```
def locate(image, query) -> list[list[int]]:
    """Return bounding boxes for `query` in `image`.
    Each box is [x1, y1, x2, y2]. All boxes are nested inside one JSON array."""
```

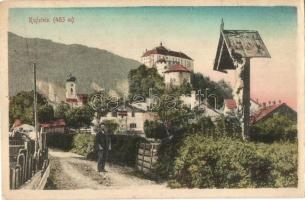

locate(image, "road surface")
[[45, 149, 166, 190]]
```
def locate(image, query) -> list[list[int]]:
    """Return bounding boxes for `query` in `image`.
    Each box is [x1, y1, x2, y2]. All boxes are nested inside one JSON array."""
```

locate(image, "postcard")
[[0, 0, 304, 199]]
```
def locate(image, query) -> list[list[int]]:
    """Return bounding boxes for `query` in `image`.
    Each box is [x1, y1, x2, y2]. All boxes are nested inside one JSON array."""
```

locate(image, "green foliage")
[[250, 114, 297, 143], [128, 65, 165, 98], [9, 91, 54, 126], [71, 133, 145, 166], [54, 102, 70, 121], [256, 142, 298, 187], [215, 115, 241, 138], [188, 116, 215, 136], [65, 105, 94, 129], [152, 93, 192, 137], [108, 135, 145, 166], [38, 104, 55, 123], [71, 133, 96, 158], [103, 119, 119, 134], [168, 134, 297, 188], [46, 132, 75, 151], [191, 73, 233, 109], [144, 120, 167, 139]]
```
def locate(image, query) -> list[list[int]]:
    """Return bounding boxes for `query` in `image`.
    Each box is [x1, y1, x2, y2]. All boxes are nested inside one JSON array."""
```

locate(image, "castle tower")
[[66, 74, 77, 99]]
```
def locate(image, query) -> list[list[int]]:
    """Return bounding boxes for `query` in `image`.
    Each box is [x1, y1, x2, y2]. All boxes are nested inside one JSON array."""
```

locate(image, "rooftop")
[[224, 99, 237, 109], [164, 63, 191, 73], [142, 43, 193, 60]]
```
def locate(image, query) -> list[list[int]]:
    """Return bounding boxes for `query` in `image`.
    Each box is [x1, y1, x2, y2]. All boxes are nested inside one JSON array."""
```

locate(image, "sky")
[[9, 6, 298, 109]]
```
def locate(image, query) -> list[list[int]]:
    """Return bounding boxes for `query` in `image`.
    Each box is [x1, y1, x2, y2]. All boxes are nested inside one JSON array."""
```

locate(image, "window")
[[130, 123, 137, 129], [132, 111, 135, 117]]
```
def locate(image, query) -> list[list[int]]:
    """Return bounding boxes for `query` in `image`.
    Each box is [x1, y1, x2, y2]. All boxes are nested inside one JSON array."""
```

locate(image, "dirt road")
[[45, 149, 166, 190]]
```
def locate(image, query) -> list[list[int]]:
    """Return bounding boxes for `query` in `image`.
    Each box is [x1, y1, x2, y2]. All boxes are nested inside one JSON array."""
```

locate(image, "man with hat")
[[95, 121, 111, 175]]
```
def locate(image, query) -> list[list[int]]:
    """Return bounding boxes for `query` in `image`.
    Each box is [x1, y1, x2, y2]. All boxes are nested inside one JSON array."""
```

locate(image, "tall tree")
[[9, 91, 53, 126], [128, 65, 165, 98]]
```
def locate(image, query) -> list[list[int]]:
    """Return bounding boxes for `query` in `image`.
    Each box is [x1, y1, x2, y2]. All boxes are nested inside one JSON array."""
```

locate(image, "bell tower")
[[66, 74, 77, 99]]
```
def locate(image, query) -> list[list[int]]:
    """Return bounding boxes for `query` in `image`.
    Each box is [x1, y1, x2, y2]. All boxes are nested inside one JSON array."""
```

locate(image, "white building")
[[141, 43, 194, 77], [223, 98, 262, 116], [180, 91, 198, 109], [164, 64, 191, 87], [99, 104, 157, 135], [65, 74, 88, 107]]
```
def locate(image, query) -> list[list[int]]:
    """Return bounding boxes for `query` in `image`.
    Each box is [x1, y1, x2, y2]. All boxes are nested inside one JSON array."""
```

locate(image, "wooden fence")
[[9, 133, 49, 189], [136, 142, 160, 174]]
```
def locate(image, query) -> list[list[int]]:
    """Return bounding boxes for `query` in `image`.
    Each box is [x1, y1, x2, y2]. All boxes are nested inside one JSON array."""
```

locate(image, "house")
[[223, 99, 237, 115], [141, 42, 194, 76], [250, 98, 261, 115], [223, 98, 262, 116], [99, 104, 157, 135], [250, 102, 297, 124], [40, 119, 66, 134], [164, 64, 191, 87], [65, 74, 88, 107], [180, 91, 198, 109], [197, 103, 221, 121]]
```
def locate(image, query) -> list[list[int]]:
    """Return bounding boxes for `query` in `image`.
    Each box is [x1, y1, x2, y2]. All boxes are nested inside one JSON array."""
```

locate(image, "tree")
[[152, 93, 192, 137], [66, 105, 94, 129], [9, 91, 53, 126], [128, 65, 165, 98], [38, 104, 55, 123], [144, 120, 167, 139], [250, 114, 297, 142], [103, 119, 119, 134], [54, 102, 71, 120], [191, 73, 233, 109], [215, 114, 241, 138]]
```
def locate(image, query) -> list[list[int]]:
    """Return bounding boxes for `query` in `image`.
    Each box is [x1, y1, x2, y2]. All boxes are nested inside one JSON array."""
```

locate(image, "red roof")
[[224, 99, 237, 109], [164, 64, 191, 73], [250, 103, 285, 124], [77, 94, 88, 101], [41, 119, 66, 128], [142, 44, 193, 60], [12, 119, 23, 129], [66, 98, 78, 103]]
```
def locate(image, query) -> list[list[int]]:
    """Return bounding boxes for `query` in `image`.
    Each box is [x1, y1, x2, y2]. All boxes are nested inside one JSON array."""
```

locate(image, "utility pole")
[[33, 62, 38, 139]]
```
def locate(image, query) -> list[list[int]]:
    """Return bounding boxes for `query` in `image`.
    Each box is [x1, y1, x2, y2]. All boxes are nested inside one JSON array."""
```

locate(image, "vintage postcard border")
[[0, 0, 304, 199]]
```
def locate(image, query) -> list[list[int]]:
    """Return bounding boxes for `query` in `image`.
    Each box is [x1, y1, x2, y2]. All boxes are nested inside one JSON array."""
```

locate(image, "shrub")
[[167, 134, 297, 188], [144, 120, 167, 139], [108, 134, 145, 166], [71, 132, 145, 166], [215, 115, 241, 138], [71, 132, 95, 158], [104, 120, 119, 134], [250, 114, 297, 143], [256, 142, 298, 187], [46, 132, 75, 151]]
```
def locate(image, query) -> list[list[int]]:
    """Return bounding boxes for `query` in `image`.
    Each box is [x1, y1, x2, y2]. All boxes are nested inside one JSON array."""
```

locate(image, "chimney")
[[268, 101, 271, 106], [160, 42, 163, 46], [279, 100, 282, 104], [263, 102, 266, 108], [273, 100, 276, 105], [145, 48, 147, 52]]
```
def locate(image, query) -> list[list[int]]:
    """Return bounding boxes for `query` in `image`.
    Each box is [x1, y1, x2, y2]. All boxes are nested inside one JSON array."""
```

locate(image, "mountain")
[[8, 32, 141, 100]]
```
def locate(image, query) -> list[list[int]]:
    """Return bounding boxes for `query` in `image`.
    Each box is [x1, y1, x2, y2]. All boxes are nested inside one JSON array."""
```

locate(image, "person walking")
[[95, 122, 111, 175]]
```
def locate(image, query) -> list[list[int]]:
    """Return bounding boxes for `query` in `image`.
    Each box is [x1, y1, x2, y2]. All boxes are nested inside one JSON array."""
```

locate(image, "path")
[[45, 149, 167, 190]]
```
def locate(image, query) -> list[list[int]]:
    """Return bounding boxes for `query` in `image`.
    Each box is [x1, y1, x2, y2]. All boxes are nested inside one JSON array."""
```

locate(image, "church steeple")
[[66, 73, 77, 99]]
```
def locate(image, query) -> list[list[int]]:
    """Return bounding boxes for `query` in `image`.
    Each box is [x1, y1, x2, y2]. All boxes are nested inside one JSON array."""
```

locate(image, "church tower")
[[66, 74, 77, 99]]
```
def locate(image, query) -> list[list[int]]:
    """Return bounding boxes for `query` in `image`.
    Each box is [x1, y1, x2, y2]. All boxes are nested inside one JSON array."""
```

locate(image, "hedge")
[[167, 134, 297, 188], [46, 132, 75, 151], [70, 133, 145, 167]]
